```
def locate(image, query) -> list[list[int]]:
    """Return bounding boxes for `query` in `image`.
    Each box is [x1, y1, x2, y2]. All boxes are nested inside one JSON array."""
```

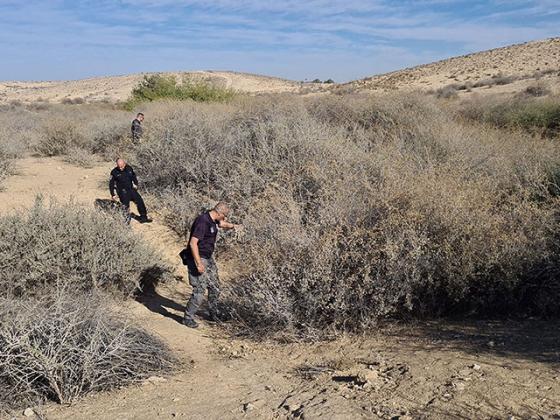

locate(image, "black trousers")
[[118, 189, 147, 217]]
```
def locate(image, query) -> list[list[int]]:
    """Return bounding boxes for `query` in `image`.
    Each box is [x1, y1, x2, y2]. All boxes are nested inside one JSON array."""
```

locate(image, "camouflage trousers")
[[184, 257, 220, 322]]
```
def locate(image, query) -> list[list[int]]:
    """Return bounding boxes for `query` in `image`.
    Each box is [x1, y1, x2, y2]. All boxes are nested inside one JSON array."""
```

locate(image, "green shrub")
[[0, 197, 172, 298], [125, 74, 236, 109]]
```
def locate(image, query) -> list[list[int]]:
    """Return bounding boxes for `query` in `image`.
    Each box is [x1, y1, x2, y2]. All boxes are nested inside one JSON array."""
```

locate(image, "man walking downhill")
[[109, 158, 152, 224], [131, 112, 144, 143], [183, 202, 240, 328]]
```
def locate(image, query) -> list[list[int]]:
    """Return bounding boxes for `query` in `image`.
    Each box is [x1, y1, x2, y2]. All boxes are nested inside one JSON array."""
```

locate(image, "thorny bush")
[[132, 94, 560, 338], [0, 291, 176, 411], [0, 197, 172, 298]]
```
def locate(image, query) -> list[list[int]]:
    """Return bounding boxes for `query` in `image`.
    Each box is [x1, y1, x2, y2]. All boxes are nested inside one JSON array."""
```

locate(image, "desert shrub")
[[472, 74, 518, 89], [125, 74, 236, 109], [0, 107, 45, 157], [0, 197, 172, 298], [81, 112, 131, 159], [0, 147, 13, 186], [435, 85, 458, 99], [61, 97, 85, 105], [457, 95, 560, 137], [0, 103, 131, 160], [63, 146, 96, 168], [36, 118, 85, 156], [0, 291, 176, 410], [524, 83, 551, 97], [133, 94, 560, 338]]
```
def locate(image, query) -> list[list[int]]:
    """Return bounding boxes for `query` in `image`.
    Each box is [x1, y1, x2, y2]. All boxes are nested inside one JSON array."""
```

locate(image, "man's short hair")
[[214, 202, 230, 215], [137, 112, 144, 117]]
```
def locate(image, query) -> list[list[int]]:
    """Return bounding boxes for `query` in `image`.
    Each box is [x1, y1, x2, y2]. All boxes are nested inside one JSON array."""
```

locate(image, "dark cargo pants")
[[184, 257, 220, 322], [118, 188, 147, 223]]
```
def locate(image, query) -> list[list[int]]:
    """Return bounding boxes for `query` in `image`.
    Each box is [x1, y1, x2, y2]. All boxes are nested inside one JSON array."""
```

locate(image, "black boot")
[[139, 215, 152, 223], [183, 317, 199, 328]]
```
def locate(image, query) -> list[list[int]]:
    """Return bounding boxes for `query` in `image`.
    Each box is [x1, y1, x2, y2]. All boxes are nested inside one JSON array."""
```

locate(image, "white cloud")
[[0, 0, 558, 81]]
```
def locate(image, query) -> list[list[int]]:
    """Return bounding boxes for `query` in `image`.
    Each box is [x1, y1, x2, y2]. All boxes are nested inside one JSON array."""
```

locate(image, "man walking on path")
[[131, 112, 144, 143], [182, 202, 240, 328], [109, 158, 152, 224]]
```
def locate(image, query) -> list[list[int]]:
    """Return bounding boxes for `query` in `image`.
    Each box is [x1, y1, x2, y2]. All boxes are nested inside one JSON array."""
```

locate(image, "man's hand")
[[111, 195, 118, 202], [196, 261, 205, 274], [133, 184, 138, 190]]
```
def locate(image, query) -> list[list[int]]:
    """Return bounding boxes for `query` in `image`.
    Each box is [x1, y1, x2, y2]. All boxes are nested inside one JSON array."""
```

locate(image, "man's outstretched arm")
[[218, 220, 241, 230]]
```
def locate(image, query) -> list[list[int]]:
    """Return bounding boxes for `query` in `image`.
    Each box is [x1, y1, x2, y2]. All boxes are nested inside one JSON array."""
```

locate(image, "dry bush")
[[0, 197, 172, 298], [63, 146, 96, 168], [523, 83, 551, 97], [456, 94, 560, 137], [0, 290, 176, 410], [0, 107, 45, 157], [36, 118, 86, 156], [133, 94, 560, 338], [0, 147, 13, 187], [0, 103, 131, 160], [435, 85, 459, 99], [473, 75, 518, 88]]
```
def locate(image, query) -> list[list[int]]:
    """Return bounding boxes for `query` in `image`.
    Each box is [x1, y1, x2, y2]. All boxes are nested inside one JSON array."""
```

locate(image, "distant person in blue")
[[181, 202, 241, 328], [109, 158, 152, 224], [131, 113, 144, 143]]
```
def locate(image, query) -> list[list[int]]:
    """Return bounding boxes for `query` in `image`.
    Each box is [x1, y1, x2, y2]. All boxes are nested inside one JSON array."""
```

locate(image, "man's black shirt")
[[188, 212, 219, 259], [109, 165, 138, 196], [131, 119, 143, 141]]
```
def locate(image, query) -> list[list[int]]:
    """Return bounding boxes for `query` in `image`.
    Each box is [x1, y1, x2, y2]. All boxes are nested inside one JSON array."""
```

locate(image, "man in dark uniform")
[[131, 112, 144, 143], [182, 202, 240, 328], [109, 158, 152, 224]]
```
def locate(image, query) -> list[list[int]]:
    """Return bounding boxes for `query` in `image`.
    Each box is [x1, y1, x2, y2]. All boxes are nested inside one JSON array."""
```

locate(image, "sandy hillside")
[[0, 71, 308, 105], [1, 157, 559, 420], [1, 38, 559, 105], [344, 37, 560, 95]]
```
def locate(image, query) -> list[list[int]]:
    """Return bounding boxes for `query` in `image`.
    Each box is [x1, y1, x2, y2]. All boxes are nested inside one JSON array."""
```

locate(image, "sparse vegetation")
[[523, 83, 551, 97], [124, 74, 237, 110]]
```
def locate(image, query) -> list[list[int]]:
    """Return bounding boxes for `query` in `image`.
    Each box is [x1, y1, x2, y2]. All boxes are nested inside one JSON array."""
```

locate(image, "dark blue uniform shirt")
[[188, 212, 219, 259]]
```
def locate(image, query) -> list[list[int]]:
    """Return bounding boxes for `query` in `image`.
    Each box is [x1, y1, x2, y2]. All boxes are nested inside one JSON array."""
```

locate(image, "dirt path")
[[2, 157, 559, 420]]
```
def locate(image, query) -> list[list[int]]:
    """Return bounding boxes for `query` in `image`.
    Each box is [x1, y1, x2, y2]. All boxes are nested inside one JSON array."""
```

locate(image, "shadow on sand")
[[385, 318, 560, 367]]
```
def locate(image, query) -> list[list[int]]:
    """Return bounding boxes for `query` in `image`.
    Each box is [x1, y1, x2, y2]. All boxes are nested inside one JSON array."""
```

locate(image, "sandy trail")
[[2, 157, 559, 420]]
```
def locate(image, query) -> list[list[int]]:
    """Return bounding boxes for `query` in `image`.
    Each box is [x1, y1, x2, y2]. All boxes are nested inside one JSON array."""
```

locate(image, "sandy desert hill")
[[345, 37, 560, 95], [0, 71, 306, 104], [0, 38, 558, 105]]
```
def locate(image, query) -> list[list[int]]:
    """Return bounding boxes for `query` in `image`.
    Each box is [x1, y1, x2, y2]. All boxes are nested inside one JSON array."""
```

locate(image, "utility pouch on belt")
[[179, 248, 190, 265]]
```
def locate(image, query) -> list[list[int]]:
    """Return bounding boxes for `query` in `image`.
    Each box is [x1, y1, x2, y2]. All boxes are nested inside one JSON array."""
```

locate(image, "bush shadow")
[[386, 319, 560, 367]]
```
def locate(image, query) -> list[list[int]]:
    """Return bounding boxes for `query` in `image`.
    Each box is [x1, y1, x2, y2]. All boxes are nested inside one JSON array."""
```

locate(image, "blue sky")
[[0, 0, 558, 82]]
